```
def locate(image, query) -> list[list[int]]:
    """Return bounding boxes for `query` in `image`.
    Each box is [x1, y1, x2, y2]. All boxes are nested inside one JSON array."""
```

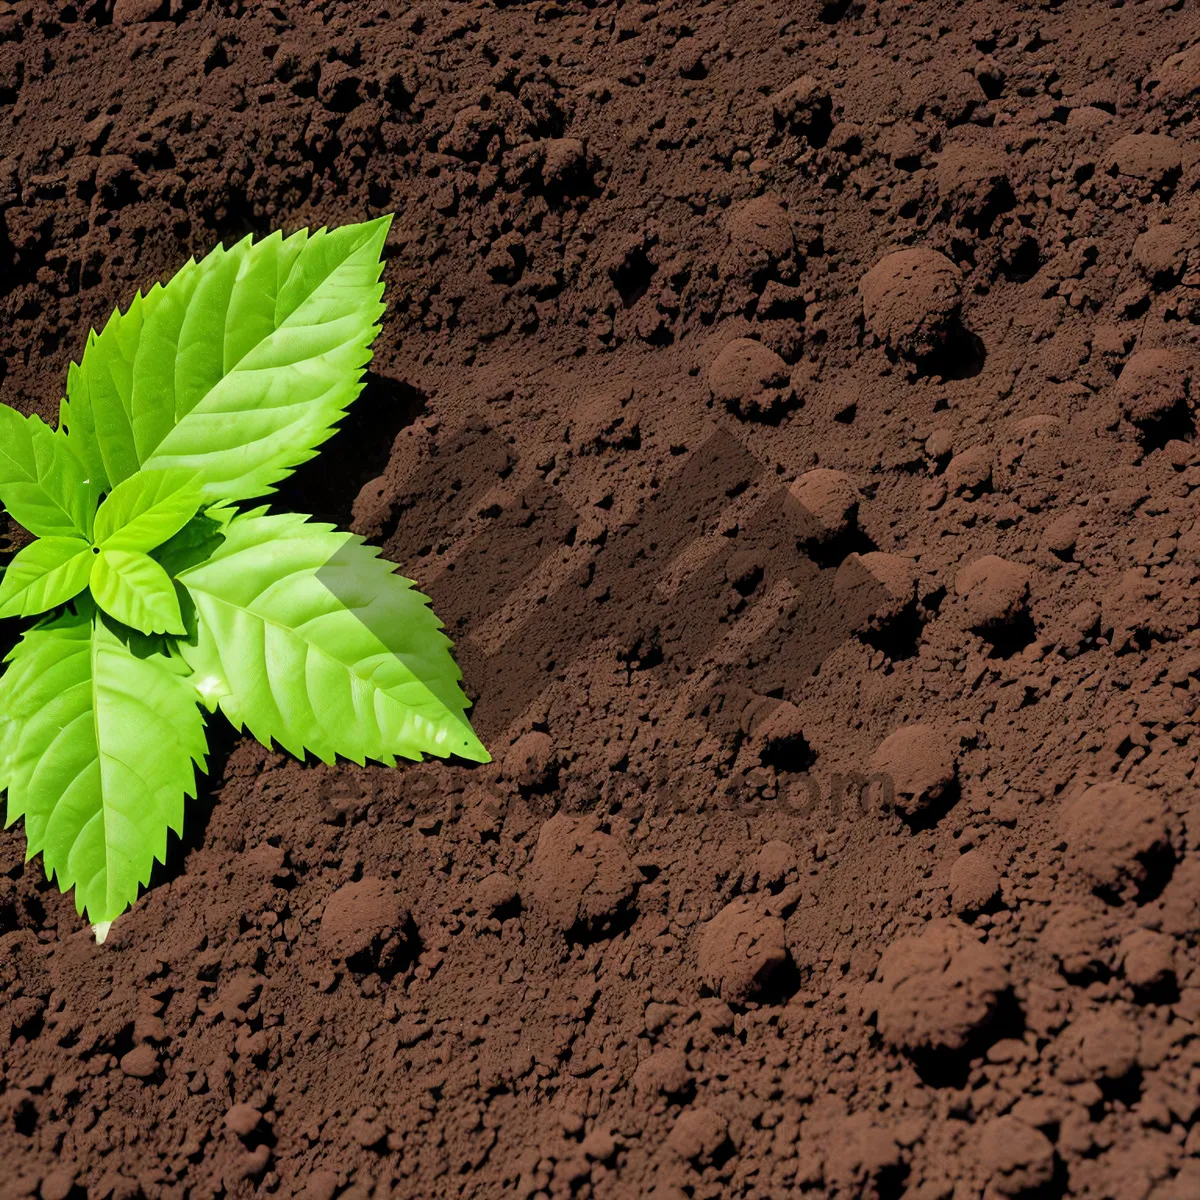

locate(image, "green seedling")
[[0, 215, 489, 941]]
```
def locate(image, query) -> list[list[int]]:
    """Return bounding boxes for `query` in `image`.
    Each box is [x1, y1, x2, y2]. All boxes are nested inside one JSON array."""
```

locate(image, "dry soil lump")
[[723, 192, 798, 281], [954, 555, 1031, 629], [787, 468, 860, 544], [113, 0, 163, 20], [872, 919, 1010, 1053], [525, 813, 640, 935], [747, 699, 809, 768], [1115, 347, 1193, 426], [770, 75, 832, 141], [948, 848, 1001, 915], [1055, 1011, 1140, 1083], [224, 1104, 263, 1138], [667, 1107, 729, 1164], [833, 551, 917, 632], [934, 140, 1014, 223], [1119, 928, 1175, 991], [859, 247, 963, 359], [978, 1116, 1056, 1196], [744, 840, 797, 892], [868, 723, 956, 817], [1041, 903, 1117, 980], [571, 386, 640, 452], [1041, 510, 1085, 559], [474, 871, 520, 918], [1105, 133, 1184, 184], [119, 1043, 159, 1079], [1059, 781, 1173, 901], [1143, 43, 1200, 105], [697, 897, 788, 1004], [944, 444, 994, 496], [707, 338, 795, 420], [319, 877, 408, 960], [1132, 226, 1195, 286], [541, 137, 586, 188], [632, 1047, 691, 1098], [501, 729, 557, 790]]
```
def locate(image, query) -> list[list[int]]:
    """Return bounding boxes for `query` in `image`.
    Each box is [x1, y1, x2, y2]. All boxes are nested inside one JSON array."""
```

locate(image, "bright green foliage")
[[0, 536, 93, 618], [0, 602, 208, 924], [178, 509, 488, 766], [93, 468, 203, 552], [151, 509, 233, 578], [0, 214, 489, 930], [90, 548, 185, 635], [61, 217, 391, 503], [0, 405, 92, 538]]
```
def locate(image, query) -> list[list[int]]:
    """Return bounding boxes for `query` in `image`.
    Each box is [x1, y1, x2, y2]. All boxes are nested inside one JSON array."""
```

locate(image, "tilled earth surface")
[[5, 1, 1200, 1198]]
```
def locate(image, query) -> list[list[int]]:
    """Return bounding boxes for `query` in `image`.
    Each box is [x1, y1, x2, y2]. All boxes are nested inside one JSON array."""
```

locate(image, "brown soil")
[[4, 2, 1200, 1198]]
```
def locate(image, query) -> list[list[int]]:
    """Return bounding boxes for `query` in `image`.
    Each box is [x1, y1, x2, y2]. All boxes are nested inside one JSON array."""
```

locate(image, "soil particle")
[[833, 550, 918, 633], [1157, 857, 1200, 937], [787, 467, 861, 545], [117, 1043, 158, 1079], [1144, 43, 1200, 105], [1133, 226, 1196, 288], [525, 812, 640, 936], [770, 75, 832, 142], [1060, 782, 1174, 902], [296, 1170, 339, 1200], [1119, 928, 1176, 992], [872, 919, 1010, 1053], [949, 848, 1002, 916], [978, 1115, 1057, 1196], [112, 0, 164, 23], [707, 336, 796, 420], [541, 137, 586, 189], [869, 723, 957, 817], [744, 839, 797, 893], [1105, 133, 1185, 184], [723, 193, 799, 284], [223, 1103, 262, 1138], [1055, 1010, 1142, 1083], [696, 896, 788, 1004], [1041, 509, 1087, 559], [1115, 347, 1194, 427], [39, 1169, 77, 1200], [944, 444, 996, 497], [1043, 904, 1120, 982], [318, 876, 408, 960], [473, 870, 520, 917], [859, 247, 964, 360], [666, 1106, 729, 1164], [501, 729, 558, 791], [934, 141, 1013, 218], [954, 554, 1032, 630], [822, 1112, 905, 1197], [632, 1047, 691, 1099]]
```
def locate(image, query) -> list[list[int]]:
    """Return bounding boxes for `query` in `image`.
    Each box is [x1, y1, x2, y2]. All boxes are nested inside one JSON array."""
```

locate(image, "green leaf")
[[0, 602, 208, 924], [0, 536, 93, 618], [150, 510, 228, 578], [0, 405, 92, 539], [93, 467, 203, 552], [61, 293, 147, 494], [177, 509, 489, 766], [63, 215, 392, 503], [90, 548, 186, 635]]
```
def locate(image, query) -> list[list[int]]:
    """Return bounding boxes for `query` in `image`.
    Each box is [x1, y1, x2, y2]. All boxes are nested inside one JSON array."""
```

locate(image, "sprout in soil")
[[0, 215, 488, 942]]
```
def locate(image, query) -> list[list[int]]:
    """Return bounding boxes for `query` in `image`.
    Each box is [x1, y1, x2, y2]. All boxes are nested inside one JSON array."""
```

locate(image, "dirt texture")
[[6, 1, 1200, 1198]]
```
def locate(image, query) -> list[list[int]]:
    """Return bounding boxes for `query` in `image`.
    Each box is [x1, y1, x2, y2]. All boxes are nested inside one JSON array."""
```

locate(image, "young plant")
[[0, 214, 489, 941]]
